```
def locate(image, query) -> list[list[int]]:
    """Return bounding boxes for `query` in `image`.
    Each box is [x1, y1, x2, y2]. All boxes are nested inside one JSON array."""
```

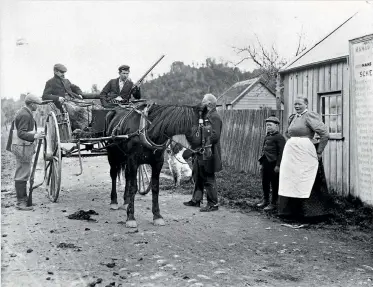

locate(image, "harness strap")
[[111, 108, 134, 136], [138, 104, 170, 150]]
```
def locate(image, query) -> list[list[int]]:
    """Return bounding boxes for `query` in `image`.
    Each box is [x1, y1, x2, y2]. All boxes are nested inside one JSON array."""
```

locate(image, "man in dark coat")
[[183, 93, 223, 212], [42, 63, 84, 111], [100, 65, 141, 107], [42, 64, 90, 131], [257, 116, 286, 211], [6, 94, 45, 210]]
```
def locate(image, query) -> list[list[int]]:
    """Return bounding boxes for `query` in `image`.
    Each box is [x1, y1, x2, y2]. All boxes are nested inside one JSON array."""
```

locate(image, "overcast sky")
[[0, 0, 370, 100]]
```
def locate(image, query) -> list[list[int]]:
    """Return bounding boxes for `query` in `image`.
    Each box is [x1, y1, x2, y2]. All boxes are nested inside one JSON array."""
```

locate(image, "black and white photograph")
[[1, 1, 373, 286]]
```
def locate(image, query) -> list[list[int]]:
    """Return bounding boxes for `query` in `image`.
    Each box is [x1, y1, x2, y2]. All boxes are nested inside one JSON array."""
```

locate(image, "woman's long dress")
[[278, 110, 331, 220]]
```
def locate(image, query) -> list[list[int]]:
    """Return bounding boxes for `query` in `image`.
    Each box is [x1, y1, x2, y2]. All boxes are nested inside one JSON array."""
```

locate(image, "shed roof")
[[217, 77, 272, 105], [280, 6, 373, 73]]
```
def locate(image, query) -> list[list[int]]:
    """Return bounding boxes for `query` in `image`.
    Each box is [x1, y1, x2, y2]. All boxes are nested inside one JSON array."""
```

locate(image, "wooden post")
[[275, 73, 283, 132]]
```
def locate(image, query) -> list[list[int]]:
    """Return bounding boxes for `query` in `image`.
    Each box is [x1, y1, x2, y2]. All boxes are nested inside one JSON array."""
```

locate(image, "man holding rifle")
[[100, 64, 141, 107]]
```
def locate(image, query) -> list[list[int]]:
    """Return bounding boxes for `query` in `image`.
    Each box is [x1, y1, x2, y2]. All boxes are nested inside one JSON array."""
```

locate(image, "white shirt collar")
[[296, 109, 308, 117]]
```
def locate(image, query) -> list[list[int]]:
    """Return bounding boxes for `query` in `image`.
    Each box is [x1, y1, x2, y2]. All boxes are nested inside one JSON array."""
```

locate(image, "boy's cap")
[[265, 116, 280, 124]]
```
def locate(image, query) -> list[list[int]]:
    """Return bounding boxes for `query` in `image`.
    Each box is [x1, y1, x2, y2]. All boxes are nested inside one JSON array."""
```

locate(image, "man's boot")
[[15, 181, 33, 211], [257, 199, 269, 208], [264, 203, 276, 211]]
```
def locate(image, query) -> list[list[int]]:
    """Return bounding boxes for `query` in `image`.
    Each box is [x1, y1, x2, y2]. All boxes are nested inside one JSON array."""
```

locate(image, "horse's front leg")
[[119, 165, 131, 211], [109, 163, 119, 210], [151, 161, 165, 226], [125, 162, 139, 228]]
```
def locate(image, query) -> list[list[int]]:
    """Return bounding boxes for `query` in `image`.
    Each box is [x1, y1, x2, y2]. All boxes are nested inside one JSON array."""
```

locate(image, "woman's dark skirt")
[[278, 158, 332, 221]]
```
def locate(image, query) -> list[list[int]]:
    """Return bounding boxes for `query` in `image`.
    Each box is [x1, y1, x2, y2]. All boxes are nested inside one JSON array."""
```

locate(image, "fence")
[[172, 109, 284, 176], [218, 109, 284, 175]]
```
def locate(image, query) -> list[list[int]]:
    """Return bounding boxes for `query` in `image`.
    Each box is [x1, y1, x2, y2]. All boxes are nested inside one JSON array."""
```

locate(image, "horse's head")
[[184, 104, 213, 158]]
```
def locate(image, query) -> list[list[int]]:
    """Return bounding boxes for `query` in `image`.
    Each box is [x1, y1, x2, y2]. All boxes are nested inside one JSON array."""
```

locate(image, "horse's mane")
[[147, 104, 199, 139]]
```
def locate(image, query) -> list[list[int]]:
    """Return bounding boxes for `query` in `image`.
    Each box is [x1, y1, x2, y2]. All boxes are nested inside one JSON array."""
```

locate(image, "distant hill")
[[141, 58, 258, 105]]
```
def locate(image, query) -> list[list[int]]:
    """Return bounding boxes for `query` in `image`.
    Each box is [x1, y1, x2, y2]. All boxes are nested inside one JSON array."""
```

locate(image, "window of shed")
[[319, 92, 342, 138]]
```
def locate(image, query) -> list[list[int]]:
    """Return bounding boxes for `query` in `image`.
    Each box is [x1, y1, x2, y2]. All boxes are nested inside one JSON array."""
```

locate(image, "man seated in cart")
[[99, 64, 141, 108], [42, 63, 96, 132]]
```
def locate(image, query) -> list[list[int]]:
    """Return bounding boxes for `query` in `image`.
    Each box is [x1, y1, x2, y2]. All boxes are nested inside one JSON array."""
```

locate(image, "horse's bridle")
[[109, 103, 212, 157]]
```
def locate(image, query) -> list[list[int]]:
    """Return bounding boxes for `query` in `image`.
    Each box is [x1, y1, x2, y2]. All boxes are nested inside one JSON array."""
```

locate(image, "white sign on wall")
[[349, 34, 373, 205]]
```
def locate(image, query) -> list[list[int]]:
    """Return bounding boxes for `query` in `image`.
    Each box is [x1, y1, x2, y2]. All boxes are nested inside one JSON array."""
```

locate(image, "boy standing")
[[257, 116, 286, 211]]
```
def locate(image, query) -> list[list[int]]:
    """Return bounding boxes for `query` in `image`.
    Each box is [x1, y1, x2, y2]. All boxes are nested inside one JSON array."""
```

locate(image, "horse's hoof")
[[126, 220, 138, 228], [153, 218, 165, 226], [110, 204, 119, 210], [118, 204, 128, 211]]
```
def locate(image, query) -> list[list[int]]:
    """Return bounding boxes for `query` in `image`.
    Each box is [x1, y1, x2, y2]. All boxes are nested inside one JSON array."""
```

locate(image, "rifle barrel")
[[135, 55, 165, 86]]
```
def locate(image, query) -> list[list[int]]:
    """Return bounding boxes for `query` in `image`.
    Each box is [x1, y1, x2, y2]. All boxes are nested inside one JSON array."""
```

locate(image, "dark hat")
[[118, 65, 130, 72], [54, 63, 67, 72], [265, 116, 280, 124]]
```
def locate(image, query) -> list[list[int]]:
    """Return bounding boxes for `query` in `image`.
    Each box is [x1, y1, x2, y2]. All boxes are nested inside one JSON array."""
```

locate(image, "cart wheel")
[[137, 164, 151, 195], [44, 112, 62, 202]]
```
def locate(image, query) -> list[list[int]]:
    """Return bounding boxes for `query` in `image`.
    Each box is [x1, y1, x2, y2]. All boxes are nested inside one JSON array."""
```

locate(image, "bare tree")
[[233, 32, 307, 89]]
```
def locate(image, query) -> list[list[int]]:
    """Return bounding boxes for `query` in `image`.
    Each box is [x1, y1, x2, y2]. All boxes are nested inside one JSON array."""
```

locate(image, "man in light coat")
[[6, 94, 45, 210]]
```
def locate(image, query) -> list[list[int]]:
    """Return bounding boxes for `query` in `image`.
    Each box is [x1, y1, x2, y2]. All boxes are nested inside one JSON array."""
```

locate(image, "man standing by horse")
[[100, 65, 141, 107], [184, 93, 223, 212]]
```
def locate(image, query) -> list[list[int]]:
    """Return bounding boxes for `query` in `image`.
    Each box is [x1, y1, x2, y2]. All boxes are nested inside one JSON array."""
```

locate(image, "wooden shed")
[[278, 7, 373, 205], [217, 77, 284, 110]]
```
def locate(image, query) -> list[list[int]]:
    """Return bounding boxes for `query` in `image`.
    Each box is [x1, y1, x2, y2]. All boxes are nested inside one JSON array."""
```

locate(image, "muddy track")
[[1, 134, 373, 287]]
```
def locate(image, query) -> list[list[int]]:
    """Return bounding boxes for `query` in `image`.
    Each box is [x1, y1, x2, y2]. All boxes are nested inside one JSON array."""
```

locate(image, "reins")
[[105, 102, 212, 160]]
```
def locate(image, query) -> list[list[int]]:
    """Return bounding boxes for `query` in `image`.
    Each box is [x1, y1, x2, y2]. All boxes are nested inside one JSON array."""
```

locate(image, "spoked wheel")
[[137, 164, 151, 195], [44, 112, 62, 202]]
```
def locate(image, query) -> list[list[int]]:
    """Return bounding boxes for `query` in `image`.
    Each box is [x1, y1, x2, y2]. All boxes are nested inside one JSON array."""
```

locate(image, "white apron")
[[278, 137, 318, 198]]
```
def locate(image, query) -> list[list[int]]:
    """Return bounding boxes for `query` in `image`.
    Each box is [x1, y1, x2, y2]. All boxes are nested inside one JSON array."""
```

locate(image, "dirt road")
[[1, 138, 373, 287]]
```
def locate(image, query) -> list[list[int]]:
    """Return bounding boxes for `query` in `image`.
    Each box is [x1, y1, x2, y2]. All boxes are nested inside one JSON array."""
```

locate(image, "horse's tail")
[[116, 162, 126, 182]]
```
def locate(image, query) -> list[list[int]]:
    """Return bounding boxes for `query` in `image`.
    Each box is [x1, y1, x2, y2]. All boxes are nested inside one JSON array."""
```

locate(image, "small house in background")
[[278, 5, 373, 205], [217, 77, 284, 110]]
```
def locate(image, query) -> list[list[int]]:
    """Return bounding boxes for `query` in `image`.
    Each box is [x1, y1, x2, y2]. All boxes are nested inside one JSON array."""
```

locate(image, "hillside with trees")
[[141, 58, 257, 105]]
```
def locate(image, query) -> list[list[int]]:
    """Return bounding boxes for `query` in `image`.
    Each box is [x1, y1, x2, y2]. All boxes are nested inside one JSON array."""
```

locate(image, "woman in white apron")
[[278, 97, 330, 222]]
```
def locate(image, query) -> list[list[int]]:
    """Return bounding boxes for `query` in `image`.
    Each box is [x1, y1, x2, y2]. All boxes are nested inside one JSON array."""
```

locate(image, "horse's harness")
[[110, 102, 213, 158]]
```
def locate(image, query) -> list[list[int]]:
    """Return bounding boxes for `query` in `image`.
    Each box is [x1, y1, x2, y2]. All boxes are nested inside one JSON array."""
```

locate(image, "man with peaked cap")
[[42, 63, 92, 131], [6, 94, 45, 210], [257, 115, 286, 211], [42, 64, 84, 110], [100, 65, 141, 107]]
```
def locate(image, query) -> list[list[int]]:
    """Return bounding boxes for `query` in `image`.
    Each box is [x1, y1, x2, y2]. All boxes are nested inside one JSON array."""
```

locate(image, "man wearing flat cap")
[[42, 64, 84, 108], [257, 115, 286, 211], [42, 64, 91, 130], [100, 65, 141, 106], [6, 94, 45, 210]]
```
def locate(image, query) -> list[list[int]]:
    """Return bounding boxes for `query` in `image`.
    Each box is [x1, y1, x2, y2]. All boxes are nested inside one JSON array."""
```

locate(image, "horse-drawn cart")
[[31, 97, 152, 204]]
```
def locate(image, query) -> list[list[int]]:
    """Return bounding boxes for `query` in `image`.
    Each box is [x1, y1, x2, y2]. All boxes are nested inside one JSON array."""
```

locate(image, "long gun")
[[131, 55, 165, 91]]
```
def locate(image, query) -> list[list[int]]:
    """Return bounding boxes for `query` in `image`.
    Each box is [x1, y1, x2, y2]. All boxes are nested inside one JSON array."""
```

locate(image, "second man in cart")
[[100, 65, 141, 107]]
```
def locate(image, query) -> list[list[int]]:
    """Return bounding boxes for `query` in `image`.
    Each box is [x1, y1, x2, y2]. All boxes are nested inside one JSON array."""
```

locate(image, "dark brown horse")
[[105, 103, 209, 228]]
